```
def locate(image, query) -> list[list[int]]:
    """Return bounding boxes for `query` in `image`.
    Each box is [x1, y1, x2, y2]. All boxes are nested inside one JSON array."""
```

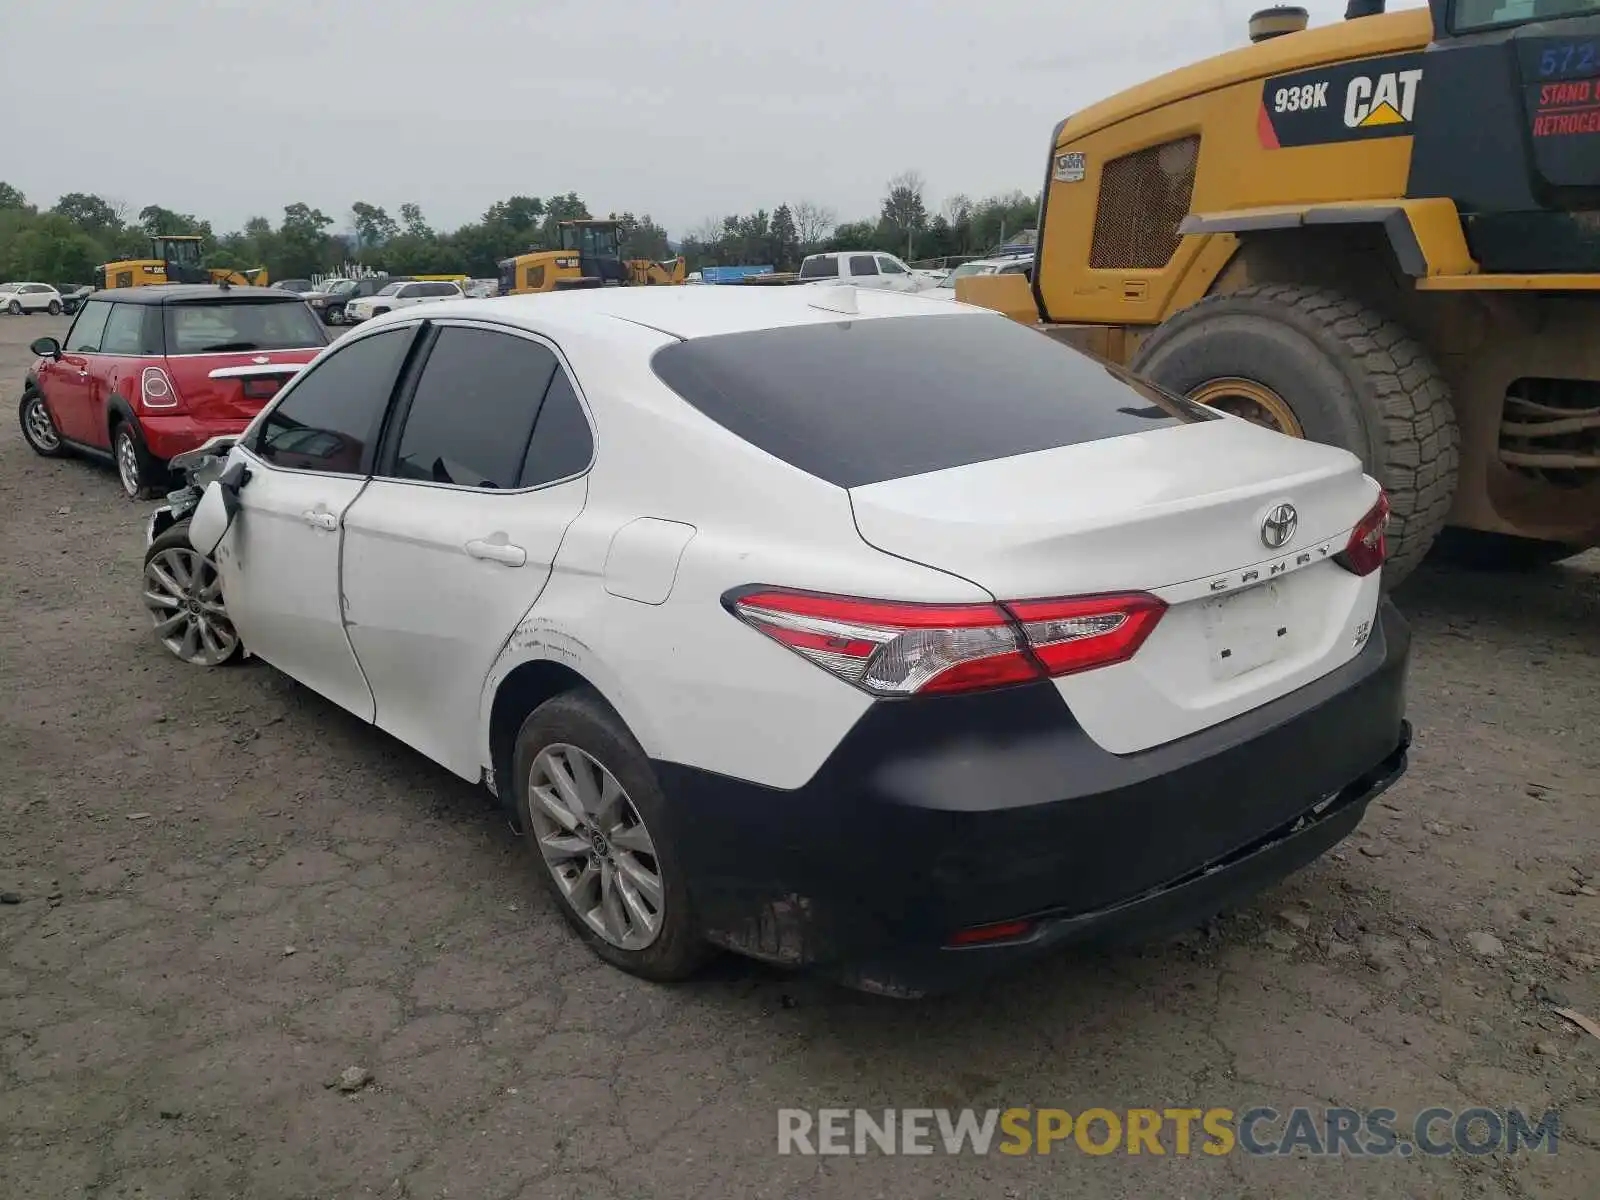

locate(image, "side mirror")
[[188, 460, 251, 556], [30, 337, 62, 361]]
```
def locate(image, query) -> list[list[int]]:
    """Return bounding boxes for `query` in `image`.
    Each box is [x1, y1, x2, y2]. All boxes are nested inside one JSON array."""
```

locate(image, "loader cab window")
[[155, 238, 202, 267], [560, 224, 620, 260], [1452, 0, 1600, 31]]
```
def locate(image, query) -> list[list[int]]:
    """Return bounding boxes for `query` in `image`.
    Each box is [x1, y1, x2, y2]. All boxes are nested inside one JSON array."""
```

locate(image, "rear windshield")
[[165, 300, 329, 354], [798, 256, 839, 279], [1454, 0, 1600, 30], [650, 313, 1217, 489]]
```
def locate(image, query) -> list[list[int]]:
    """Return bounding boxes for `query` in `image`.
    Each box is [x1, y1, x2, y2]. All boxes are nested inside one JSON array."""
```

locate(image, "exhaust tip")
[[1249, 6, 1310, 43]]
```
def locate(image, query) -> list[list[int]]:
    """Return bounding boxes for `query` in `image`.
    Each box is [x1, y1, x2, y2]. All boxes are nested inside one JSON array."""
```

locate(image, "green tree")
[[398, 203, 432, 239], [881, 170, 928, 259], [484, 195, 545, 230], [277, 203, 336, 278], [0, 182, 30, 211], [612, 212, 671, 262], [540, 193, 590, 245], [138, 204, 210, 239], [769, 204, 800, 271], [351, 201, 398, 248], [52, 193, 122, 237]]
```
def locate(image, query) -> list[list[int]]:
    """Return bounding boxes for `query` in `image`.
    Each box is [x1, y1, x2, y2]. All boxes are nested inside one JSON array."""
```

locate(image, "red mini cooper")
[[19, 285, 330, 498]]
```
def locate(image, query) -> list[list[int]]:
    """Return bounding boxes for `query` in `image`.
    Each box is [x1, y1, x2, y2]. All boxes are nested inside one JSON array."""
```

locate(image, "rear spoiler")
[[207, 363, 309, 381]]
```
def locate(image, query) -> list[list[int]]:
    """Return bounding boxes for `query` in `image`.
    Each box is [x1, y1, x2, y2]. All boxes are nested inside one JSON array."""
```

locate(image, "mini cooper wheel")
[[19, 389, 64, 457], [143, 523, 241, 666], [512, 692, 708, 981], [113, 420, 162, 500]]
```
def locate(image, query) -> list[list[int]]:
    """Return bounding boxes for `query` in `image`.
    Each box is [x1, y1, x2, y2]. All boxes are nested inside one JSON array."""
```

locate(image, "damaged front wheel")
[[143, 522, 242, 667]]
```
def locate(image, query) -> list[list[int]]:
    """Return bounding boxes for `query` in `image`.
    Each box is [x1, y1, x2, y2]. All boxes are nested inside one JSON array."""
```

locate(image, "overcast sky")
[[0, 0, 1426, 238]]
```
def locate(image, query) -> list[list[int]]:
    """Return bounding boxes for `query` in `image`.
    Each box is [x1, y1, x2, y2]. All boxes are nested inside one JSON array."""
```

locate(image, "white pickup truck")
[[795, 251, 927, 291]]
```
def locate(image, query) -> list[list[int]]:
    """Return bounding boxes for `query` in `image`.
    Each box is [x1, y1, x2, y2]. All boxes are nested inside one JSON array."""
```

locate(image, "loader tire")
[[1131, 283, 1459, 587]]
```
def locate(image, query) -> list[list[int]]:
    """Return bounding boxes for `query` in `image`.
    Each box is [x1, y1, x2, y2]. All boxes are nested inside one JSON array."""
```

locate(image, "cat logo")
[[1344, 68, 1424, 129]]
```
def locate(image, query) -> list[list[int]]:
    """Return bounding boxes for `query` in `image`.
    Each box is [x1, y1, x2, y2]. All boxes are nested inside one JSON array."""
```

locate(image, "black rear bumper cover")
[[654, 599, 1411, 996]]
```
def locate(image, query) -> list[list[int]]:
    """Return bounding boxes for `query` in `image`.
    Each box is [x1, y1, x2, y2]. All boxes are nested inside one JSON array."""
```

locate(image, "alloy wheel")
[[526, 743, 665, 950], [116, 429, 142, 497], [23, 395, 60, 451], [144, 546, 238, 665]]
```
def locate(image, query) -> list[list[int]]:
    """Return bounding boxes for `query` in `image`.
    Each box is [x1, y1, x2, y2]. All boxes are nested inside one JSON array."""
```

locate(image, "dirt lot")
[[1, 312, 1597, 1200]]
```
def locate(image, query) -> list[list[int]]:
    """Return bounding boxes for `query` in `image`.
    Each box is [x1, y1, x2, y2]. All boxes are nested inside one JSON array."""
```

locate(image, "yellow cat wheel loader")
[[498, 220, 686, 295], [96, 235, 267, 290], [959, 0, 1600, 583]]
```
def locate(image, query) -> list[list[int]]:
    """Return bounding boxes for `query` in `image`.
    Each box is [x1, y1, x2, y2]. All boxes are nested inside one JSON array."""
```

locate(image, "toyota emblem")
[[1261, 503, 1299, 549]]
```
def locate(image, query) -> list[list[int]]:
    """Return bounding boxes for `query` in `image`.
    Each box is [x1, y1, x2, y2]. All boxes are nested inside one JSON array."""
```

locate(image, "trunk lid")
[[848, 417, 1385, 753], [166, 349, 322, 424]]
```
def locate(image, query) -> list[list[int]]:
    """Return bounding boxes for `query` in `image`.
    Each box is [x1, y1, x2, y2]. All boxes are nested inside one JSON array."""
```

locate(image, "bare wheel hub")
[[1190, 377, 1305, 438]]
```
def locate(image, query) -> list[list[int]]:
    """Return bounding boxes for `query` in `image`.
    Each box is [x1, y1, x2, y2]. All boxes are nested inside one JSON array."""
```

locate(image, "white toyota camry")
[[148, 284, 1411, 995]]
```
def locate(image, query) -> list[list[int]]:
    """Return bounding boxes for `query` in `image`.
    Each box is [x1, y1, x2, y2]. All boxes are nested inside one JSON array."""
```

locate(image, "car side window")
[[64, 301, 113, 353], [99, 304, 147, 356], [519, 369, 594, 487], [398, 284, 421, 299], [251, 327, 414, 475], [877, 257, 908, 275], [849, 255, 880, 276], [387, 326, 559, 490]]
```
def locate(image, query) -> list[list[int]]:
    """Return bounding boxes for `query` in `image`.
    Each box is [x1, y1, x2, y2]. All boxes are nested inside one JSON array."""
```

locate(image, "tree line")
[[0, 171, 1038, 285]]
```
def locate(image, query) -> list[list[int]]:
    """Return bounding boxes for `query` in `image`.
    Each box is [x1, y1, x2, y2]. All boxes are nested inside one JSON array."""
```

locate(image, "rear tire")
[[112, 419, 163, 500], [19, 389, 65, 457], [1132, 283, 1459, 588], [512, 690, 709, 983], [1430, 529, 1583, 572]]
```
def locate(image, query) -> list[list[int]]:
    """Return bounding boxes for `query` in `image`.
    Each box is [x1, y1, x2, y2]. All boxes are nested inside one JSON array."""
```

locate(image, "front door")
[[210, 324, 420, 720], [340, 323, 594, 778], [40, 299, 113, 444]]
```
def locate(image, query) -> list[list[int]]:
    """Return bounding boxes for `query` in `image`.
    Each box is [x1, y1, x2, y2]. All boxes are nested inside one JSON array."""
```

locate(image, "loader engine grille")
[[1089, 136, 1200, 271], [1499, 377, 1600, 488]]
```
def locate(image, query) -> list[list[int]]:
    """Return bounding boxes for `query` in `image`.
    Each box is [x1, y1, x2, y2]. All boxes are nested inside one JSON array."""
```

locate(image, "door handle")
[[466, 537, 527, 567], [301, 509, 338, 531]]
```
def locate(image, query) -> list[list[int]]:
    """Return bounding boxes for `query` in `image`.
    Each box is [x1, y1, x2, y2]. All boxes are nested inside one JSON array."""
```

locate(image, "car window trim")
[[370, 316, 596, 497], [239, 321, 428, 480]]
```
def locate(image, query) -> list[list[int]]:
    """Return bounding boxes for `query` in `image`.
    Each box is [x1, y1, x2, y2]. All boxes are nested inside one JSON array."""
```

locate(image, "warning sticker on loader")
[[1054, 152, 1087, 182], [1259, 53, 1425, 148]]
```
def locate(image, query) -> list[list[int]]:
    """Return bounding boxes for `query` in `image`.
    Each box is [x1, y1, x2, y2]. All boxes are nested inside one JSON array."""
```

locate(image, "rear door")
[[846, 254, 884, 289], [339, 321, 593, 778], [219, 324, 421, 720]]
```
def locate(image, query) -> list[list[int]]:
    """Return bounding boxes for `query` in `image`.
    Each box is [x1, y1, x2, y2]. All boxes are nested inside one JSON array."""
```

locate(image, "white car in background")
[[344, 279, 463, 323], [155, 284, 1409, 995], [930, 256, 1033, 300], [796, 251, 927, 291], [1, 282, 63, 315]]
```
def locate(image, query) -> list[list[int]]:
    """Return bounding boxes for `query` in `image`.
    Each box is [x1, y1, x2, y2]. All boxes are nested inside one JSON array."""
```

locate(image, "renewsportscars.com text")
[[777, 1106, 1561, 1157]]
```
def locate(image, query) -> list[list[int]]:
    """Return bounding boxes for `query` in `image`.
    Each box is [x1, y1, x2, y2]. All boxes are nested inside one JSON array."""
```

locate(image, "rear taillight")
[[1335, 491, 1390, 577], [727, 588, 1166, 697], [140, 366, 179, 409]]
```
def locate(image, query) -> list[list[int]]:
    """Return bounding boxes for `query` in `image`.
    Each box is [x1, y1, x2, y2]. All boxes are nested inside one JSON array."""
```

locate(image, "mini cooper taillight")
[[140, 366, 180, 409], [1335, 491, 1390, 578], [727, 588, 1166, 697]]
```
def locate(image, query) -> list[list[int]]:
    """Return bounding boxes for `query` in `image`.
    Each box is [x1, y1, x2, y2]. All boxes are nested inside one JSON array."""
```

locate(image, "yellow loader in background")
[[97, 235, 267, 290], [960, 0, 1600, 582], [499, 220, 686, 295]]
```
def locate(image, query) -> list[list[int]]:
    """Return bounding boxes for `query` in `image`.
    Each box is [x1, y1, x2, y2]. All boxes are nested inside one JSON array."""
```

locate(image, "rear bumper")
[[654, 600, 1412, 997], [140, 416, 252, 462]]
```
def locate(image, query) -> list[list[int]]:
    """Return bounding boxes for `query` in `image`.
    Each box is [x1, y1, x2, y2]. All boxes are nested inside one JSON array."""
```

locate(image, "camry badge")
[[1261, 503, 1298, 549]]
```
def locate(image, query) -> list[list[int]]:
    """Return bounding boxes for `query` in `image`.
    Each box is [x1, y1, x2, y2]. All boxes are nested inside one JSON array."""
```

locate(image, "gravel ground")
[[1, 313, 1597, 1199]]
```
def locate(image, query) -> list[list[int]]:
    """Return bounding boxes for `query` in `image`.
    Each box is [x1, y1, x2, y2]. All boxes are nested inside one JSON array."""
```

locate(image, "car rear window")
[[798, 257, 839, 279], [650, 313, 1218, 488], [165, 300, 329, 354]]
